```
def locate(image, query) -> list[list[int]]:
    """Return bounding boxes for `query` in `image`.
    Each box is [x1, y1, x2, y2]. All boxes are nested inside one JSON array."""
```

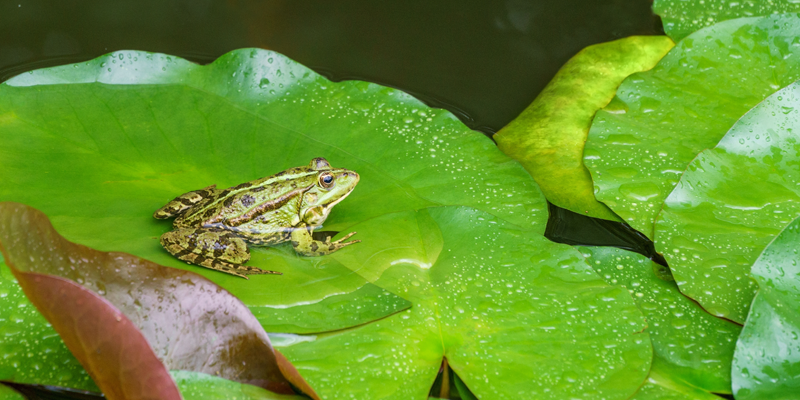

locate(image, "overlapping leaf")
[[584, 13, 800, 238], [0, 48, 544, 333], [0, 202, 313, 397], [656, 80, 800, 323], [732, 216, 800, 399], [495, 35, 673, 221], [280, 207, 652, 400], [579, 247, 740, 394], [653, 0, 800, 41]]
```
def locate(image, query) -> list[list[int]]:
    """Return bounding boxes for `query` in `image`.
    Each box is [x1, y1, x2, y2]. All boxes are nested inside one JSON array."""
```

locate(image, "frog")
[[153, 157, 360, 279]]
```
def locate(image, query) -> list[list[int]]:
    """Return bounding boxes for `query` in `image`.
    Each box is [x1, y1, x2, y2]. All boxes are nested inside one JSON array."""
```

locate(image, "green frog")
[[154, 157, 360, 279]]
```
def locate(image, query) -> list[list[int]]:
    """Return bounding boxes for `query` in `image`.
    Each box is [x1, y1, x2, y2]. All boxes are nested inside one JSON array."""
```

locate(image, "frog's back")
[[176, 166, 318, 234]]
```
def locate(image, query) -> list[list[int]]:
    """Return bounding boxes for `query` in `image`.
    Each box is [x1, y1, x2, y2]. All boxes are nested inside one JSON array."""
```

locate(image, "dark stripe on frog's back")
[[177, 167, 318, 228]]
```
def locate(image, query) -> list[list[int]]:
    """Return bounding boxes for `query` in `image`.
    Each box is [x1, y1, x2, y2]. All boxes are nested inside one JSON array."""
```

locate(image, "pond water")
[[0, 0, 661, 134]]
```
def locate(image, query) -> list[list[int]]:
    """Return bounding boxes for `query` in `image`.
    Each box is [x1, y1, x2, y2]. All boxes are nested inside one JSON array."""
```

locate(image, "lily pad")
[[0, 202, 317, 396], [280, 207, 652, 400], [495, 35, 673, 221], [173, 371, 307, 400], [628, 360, 725, 400], [579, 247, 740, 394], [653, 0, 800, 41], [0, 386, 23, 400], [0, 48, 543, 333], [584, 13, 800, 238], [732, 216, 800, 399], [655, 80, 800, 323]]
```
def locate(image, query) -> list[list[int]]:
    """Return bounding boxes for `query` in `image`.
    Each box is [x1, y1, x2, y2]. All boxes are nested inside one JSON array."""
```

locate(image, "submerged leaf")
[[732, 216, 800, 399], [579, 247, 739, 394], [585, 14, 800, 238], [653, 0, 800, 41], [0, 48, 542, 332], [0, 202, 310, 395], [656, 80, 800, 323], [280, 207, 651, 400], [495, 35, 673, 221], [628, 360, 724, 400]]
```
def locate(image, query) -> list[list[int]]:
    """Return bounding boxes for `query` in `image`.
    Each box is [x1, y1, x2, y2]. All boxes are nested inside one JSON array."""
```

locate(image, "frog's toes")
[[332, 231, 358, 243]]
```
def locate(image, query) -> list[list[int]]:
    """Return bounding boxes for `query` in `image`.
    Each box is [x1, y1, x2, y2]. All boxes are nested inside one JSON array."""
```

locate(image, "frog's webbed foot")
[[160, 227, 281, 279], [291, 226, 360, 257]]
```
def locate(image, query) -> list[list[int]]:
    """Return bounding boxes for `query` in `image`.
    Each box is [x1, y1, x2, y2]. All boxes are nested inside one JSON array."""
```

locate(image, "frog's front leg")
[[160, 227, 281, 279], [291, 224, 360, 256]]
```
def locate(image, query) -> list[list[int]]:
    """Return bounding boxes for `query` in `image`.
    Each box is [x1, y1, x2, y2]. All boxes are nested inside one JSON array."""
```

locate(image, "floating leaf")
[[495, 35, 673, 221], [0, 257, 96, 390], [0, 202, 313, 396], [732, 216, 800, 399], [655, 80, 800, 323], [628, 360, 724, 400], [173, 371, 307, 400], [579, 247, 739, 394], [653, 0, 800, 41], [0, 385, 24, 400], [0, 48, 543, 333], [584, 14, 800, 238], [280, 207, 651, 400]]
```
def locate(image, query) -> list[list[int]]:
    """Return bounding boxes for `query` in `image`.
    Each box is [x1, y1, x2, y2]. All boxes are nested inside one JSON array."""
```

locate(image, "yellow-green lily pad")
[[495, 35, 673, 221]]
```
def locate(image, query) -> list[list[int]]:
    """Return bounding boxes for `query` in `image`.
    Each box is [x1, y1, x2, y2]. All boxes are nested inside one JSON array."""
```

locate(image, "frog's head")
[[300, 157, 360, 226]]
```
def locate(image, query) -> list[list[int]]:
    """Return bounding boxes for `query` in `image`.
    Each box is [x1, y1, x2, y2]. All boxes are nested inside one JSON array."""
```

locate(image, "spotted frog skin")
[[154, 158, 360, 278]]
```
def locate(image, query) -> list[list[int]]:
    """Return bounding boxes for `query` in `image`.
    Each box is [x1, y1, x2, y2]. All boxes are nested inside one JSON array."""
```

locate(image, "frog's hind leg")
[[160, 227, 281, 279], [153, 185, 217, 219]]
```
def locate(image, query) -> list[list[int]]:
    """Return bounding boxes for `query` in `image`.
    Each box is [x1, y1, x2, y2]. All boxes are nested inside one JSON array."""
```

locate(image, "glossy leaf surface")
[[656, 81, 800, 323], [579, 247, 739, 393], [0, 385, 23, 400], [173, 371, 306, 400], [732, 216, 800, 399], [653, 0, 800, 41], [281, 207, 651, 400], [585, 14, 800, 238], [628, 360, 723, 400], [0, 258, 96, 391], [0, 48, 543, 332], [495, 35, 673, 221], [0, 202, 301, 395]]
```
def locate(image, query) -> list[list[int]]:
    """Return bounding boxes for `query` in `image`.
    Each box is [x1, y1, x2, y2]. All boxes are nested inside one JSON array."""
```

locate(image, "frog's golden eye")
[[319, 172, 335, 189]]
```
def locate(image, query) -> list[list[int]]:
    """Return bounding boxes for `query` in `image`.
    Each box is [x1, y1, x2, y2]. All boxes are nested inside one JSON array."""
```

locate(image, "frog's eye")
[[319, 172, 335, 189]]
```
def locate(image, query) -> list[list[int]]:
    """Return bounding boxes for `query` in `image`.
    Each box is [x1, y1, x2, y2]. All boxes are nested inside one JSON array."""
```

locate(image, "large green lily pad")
[[495, 35, 673, 221], [584, 13, 800, 239], [0, 49, 545, 332], [655, 80, 800, 323], [653, 0, 800, 41], [280, 207, 652, 400], [628, 359, 725, 400], [732, 216, 800, 399], [579, 247, 740, 394]]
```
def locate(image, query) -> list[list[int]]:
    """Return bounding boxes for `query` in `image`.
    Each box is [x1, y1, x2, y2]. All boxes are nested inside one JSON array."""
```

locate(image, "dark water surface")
[[1, 0, 661, 133]]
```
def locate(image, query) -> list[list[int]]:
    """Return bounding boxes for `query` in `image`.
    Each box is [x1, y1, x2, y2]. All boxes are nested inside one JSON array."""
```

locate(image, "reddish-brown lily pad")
[[0, 202, 318, 398]]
